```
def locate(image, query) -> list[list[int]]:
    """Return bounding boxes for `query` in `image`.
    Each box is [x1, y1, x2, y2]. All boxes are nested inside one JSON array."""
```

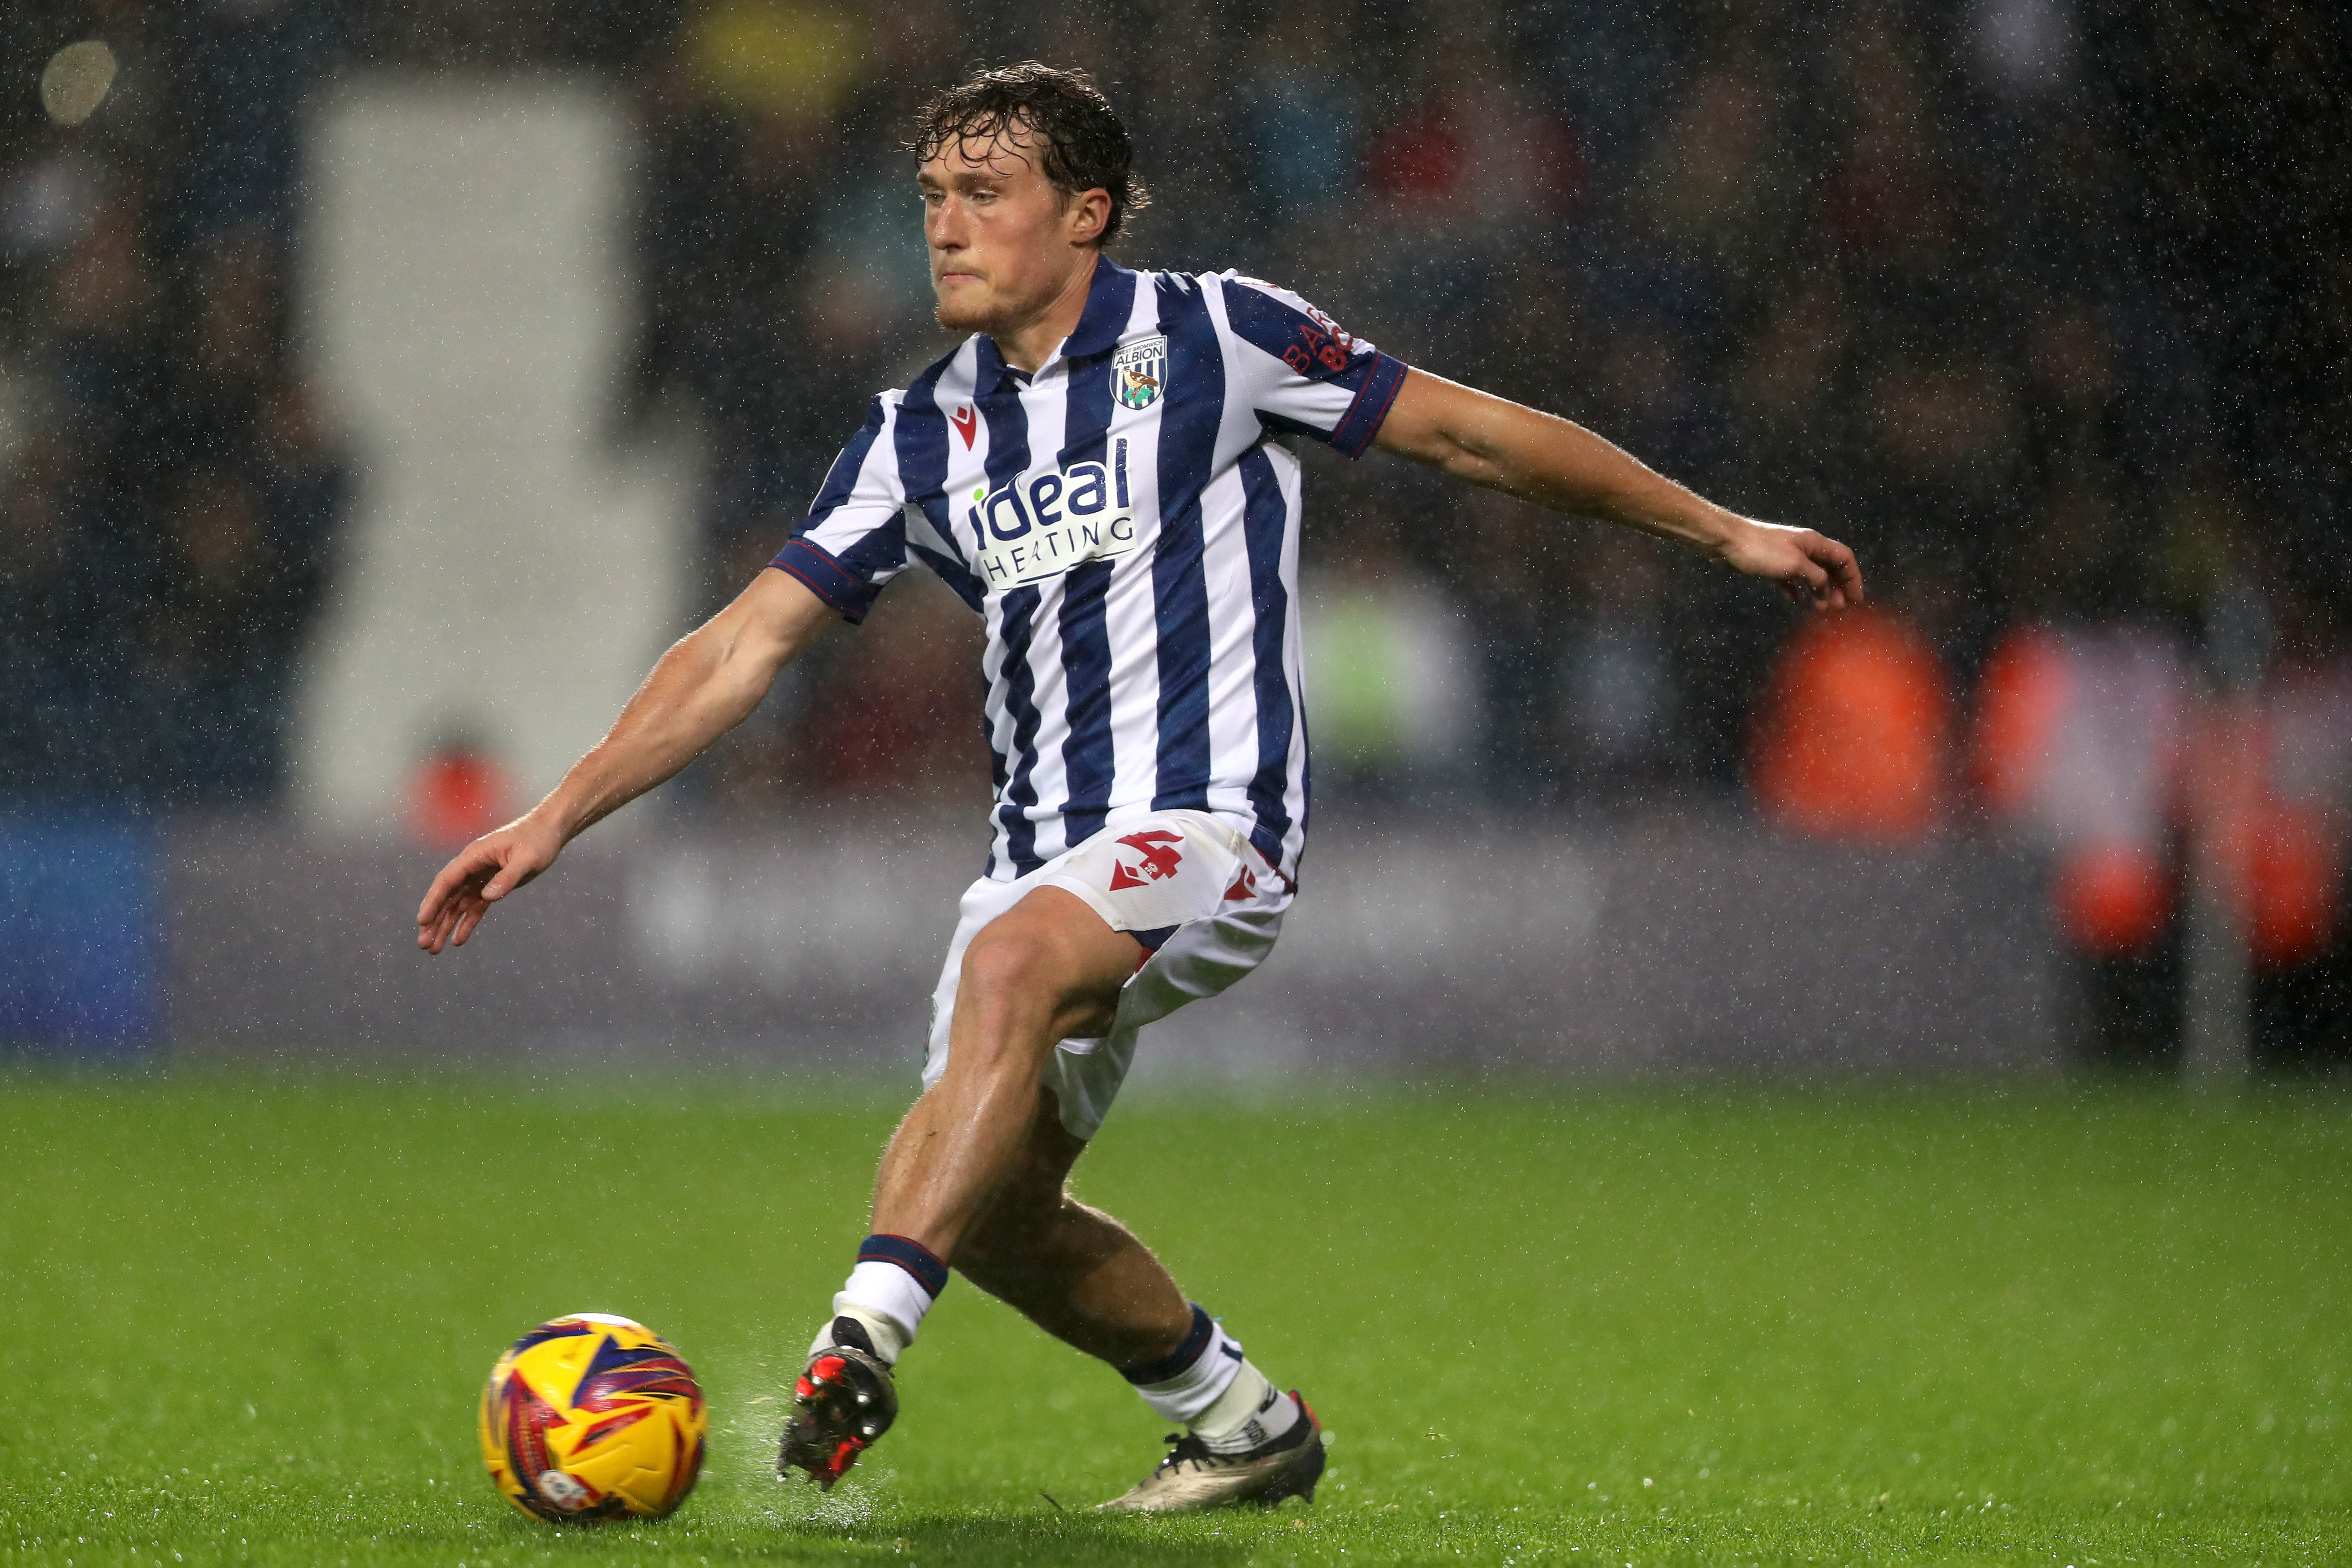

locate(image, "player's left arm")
[[1373, 368, 1863, 609]]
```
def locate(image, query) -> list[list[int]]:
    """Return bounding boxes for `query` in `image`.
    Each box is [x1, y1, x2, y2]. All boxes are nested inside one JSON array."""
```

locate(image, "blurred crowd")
[[2, 0, 349, 800], [2, 0, 2347, 1060]]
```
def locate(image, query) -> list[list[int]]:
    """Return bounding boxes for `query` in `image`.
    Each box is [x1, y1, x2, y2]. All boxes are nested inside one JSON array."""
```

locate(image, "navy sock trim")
[[858, 1233, 949, 1300], [1120, 1303, 1216, 1386]]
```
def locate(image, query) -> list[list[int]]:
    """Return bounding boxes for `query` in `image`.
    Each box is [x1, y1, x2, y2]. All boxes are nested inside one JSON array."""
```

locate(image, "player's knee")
[[955, 908, 1123, 1049], [959, 918, 1080, 1012]]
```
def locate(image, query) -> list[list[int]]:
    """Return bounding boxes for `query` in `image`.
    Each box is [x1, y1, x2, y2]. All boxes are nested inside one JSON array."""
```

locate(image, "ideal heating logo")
[[967, 437, 1140, 589]]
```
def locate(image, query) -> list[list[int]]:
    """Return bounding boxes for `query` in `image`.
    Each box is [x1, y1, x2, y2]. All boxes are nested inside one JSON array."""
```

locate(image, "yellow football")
[[479, 1313, 707, 1521]]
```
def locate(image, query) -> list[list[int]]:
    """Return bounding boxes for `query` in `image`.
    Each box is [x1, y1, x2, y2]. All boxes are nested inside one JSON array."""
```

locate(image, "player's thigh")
[[951, 885, 1141, 1045]]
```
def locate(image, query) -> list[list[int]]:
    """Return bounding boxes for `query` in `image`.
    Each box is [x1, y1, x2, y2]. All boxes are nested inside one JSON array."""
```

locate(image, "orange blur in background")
[[409, 746, 516, 850], [1748, 607, 1950, 845]]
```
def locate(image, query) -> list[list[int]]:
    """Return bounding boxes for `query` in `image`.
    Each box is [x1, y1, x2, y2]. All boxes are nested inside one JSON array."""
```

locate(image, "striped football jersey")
[[770, 257, 1409, 882]]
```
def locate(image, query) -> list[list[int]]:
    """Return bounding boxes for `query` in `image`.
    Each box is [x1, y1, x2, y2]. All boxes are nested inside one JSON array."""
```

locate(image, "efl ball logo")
[[1113, 335, 1167, 410]]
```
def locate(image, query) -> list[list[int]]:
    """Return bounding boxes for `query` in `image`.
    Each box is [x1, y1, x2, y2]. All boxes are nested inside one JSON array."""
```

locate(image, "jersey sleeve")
[[1214, 274, 1410, 458], [768, 395, 910, 624]]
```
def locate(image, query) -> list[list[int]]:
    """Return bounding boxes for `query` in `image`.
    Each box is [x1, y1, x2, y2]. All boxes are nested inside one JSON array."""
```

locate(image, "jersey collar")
[[974, 332, 1012, 392], [974, 256, 1140, 391], [1057, 256, 1139, 365]]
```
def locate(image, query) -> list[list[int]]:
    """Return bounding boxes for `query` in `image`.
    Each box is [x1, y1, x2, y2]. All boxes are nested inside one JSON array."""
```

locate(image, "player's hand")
[[416, 814, 564, 955], [1714, 517, 1864, 610]]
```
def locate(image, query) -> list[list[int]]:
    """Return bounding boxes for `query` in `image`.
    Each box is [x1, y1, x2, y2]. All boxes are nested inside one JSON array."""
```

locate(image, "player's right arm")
[[414, 570, 835, 955]]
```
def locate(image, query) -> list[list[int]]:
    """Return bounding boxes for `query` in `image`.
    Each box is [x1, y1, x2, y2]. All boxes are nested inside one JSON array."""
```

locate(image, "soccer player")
[[416, 62, 1861, 1512]]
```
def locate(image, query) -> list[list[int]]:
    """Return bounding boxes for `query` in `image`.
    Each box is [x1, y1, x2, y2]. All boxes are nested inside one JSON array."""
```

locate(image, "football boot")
[[1097, 1393, 1324, 1512], [777, 1317, 897, 1489]]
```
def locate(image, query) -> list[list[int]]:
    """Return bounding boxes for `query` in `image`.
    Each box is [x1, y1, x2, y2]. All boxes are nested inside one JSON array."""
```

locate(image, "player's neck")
[[989, 250, 1102, 376]]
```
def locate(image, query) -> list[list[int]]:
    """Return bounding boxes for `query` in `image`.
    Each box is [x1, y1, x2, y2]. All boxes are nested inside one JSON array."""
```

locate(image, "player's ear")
[[1068, 187, 1111, 247]]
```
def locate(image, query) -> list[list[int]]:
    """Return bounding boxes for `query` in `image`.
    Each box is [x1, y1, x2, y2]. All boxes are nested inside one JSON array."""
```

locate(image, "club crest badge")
[[1112, 334, 1168, 411]]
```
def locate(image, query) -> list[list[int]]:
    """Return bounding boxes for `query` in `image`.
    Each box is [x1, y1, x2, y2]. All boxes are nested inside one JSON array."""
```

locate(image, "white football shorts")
[[921, 808, 1292, 1140]]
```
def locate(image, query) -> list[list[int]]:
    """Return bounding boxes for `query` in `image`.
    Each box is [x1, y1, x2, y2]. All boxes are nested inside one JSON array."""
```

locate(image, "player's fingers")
[[1802, 534, 1861, 609], [451, 890, 492, 945], [430, 879, 486, 948], [1790, 553, 1830, 601], [418, 847, 494, 926], [1828, 542, 1865, 604], [422, 900, 462, 954]]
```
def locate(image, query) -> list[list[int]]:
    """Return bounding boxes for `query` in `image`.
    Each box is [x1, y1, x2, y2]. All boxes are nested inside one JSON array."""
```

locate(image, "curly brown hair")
[[908, 62, 1150, 245]]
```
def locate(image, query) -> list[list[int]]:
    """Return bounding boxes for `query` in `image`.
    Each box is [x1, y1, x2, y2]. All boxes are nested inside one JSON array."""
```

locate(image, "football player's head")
[[911, 62, 1150, 334]]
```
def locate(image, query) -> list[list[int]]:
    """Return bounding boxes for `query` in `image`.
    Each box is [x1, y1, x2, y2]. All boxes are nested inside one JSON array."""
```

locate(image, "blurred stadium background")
[[1, 0, 2347, 1078]]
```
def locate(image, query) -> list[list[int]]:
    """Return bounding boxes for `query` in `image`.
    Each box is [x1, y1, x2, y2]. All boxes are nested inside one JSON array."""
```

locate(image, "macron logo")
[[951, 405, 977, 448], [1108, 829, 1185, 890]]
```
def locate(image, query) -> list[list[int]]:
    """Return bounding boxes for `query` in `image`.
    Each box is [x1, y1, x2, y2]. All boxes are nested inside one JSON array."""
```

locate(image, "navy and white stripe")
[[772, 259, 1409, 883], [856, 1232, 950, 1300], [1117, 1302, 1224, 1386]]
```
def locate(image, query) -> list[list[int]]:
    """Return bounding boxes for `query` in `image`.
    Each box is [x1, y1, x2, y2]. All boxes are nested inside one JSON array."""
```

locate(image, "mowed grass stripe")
[[1, 1075, 2346, 1564]]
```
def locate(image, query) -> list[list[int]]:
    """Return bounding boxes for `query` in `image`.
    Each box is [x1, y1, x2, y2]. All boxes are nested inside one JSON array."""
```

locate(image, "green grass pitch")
[[3, 1072, 2347, 1565]]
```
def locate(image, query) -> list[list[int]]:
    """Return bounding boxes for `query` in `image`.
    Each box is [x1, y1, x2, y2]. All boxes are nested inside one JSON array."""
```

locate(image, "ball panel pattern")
[[478, 1314, 707, 1523]]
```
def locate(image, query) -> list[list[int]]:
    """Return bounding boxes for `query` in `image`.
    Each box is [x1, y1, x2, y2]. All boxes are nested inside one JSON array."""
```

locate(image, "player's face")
[[919, 125, 1102, 334]]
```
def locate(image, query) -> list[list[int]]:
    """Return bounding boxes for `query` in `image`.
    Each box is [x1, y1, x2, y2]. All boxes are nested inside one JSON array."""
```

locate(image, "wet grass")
[[2, 1072, 2348, 1564]]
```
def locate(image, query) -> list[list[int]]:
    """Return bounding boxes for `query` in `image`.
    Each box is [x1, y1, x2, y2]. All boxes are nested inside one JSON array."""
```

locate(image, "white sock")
[[1191, 1360, 1302, 1455], [1124, 1304, 1244, 1423], [809, 1236, 949, 1367], [1122, 1304, 1301, 1452], [811, 1300, 911, 1365]]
